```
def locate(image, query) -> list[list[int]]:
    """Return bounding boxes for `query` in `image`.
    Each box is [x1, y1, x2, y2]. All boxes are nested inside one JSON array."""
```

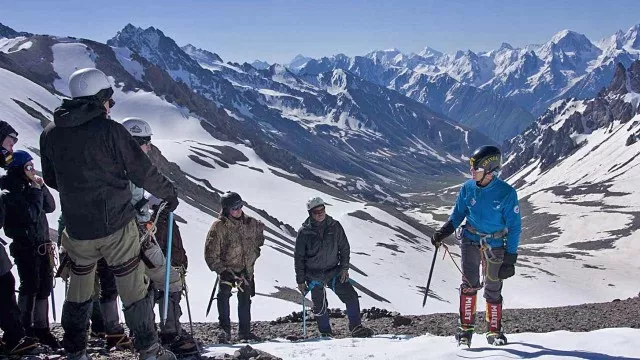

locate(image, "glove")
[[164, 195, 179, 212], [431, 220, 455, 247], [498, 253, 518, 279], [297, 282, 308, 294], [219, 270, 235, 282], [339, 269, 349, 283]]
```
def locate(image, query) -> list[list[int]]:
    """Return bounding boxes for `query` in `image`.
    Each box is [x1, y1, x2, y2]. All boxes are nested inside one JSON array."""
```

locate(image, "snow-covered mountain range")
[[1, 19, 639, 333], [291, 24, 640, 143]]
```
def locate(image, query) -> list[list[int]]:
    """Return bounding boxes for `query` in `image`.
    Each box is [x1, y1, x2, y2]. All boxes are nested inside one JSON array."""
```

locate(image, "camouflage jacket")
[[204, 214, 265, 276]]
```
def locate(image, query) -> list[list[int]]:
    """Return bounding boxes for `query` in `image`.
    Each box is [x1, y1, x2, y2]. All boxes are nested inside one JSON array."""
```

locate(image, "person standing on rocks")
[[204, 192, 265, 343], [0, 122, 39, 357], [122, 117, 197, 356], [40, 68, 179, 360], [0, 150, 59, 350], [431, 145, 521, 346], [294, 197, 374, 338]]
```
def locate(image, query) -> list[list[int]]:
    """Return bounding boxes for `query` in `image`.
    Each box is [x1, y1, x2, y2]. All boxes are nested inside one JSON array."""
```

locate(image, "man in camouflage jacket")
[[204, 192, 264, 343]]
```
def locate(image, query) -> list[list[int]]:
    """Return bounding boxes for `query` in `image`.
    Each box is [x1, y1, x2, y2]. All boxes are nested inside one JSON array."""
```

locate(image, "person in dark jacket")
[[40, 68, 179, 360], [294, 197, 373, 338], [0, 122, 38, 356], [0, 150, 59, 349]]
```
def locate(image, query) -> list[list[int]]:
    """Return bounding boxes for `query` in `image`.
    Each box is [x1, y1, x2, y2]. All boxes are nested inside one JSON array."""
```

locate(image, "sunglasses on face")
[[24, 164, 34, 171], [230, 204, 243, 211], [7, 134, 18, 144], [134, 136, 152, 146], [108, 98, 115, 108], [311, 207, 325, 215]]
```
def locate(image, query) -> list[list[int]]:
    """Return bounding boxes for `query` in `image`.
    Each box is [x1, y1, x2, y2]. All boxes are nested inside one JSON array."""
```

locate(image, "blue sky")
[[1, 0, 639, 64]]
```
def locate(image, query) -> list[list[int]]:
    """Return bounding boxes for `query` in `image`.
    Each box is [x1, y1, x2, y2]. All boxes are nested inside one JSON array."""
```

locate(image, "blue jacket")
[[449, 178, 521, 254]]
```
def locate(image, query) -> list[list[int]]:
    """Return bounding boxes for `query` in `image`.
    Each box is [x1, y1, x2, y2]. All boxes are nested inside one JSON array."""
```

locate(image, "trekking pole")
[[205, 276, 219, 317], [162, 211, 174, 327], [302, 295, 307, 338], [182, 277, 201, 357], [51, 288, 56, 322], [421, 245, 439, 307]]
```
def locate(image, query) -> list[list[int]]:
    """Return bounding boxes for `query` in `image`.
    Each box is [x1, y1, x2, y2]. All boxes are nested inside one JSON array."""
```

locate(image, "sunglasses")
[[24, 164, 34, 171], [108, 98, 115, 108], [134, 136, 152, 146], [7, 134, 18, 144], [230, 204, 243, 211], [311, 206, 325, 215]]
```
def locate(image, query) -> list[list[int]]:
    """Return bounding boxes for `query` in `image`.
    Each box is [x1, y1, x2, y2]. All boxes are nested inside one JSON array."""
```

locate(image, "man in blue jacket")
[[431, 145, 521, 347]]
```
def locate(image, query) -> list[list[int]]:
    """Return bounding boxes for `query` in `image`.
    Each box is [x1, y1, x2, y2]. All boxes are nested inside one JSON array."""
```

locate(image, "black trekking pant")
[[0, 271, 25, 348], [217, 272, 253, 335]]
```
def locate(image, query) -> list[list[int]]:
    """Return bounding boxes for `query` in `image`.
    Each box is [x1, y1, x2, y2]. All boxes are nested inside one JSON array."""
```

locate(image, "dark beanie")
[[0, 121, 18, 142]]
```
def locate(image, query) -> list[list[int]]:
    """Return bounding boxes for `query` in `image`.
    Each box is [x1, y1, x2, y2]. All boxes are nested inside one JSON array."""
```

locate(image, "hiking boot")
[[319, 330, 333, 338], [106, 331, 133, 350], [138, 343, 176, 360], [160, 333, 198, 355], [32, 327, 61, 349], [6, 336, 38, 357], [216, 327, 231, 344], [238, 331, 261, 342], [350, 324, 374, 338], [486, 331, 508, 346]]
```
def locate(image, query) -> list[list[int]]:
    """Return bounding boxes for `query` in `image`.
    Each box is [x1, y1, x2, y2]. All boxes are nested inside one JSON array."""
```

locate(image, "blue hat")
[[7, 150, 33, 169]]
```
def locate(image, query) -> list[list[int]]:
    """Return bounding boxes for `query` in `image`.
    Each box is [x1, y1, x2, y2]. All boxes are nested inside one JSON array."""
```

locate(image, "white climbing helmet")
[[68, 68, 112, 99], [306, 196, 325, 211], [122, 118, 153, 137]]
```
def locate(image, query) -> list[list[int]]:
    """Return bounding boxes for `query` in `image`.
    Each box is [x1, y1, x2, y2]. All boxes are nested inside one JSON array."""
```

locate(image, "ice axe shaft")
[[422, 246, 439, 307], [162, 212, 174, 326], [205, 276, 219, 317]]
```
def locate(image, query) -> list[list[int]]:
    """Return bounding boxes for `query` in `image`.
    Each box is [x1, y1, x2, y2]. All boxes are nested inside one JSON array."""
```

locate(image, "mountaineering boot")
[[485, 300, 507, 346], [138, 342, 176, 360], [216, 326, 231, 344], [350, 324, 374, 338], [457, 292, 477, 347], [160, 333, 198, 356], [455, 327, 474, 347], [32, 327, 61, 350]]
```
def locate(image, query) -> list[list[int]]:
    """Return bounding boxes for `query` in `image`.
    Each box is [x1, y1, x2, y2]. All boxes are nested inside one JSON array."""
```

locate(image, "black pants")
[[0, 271, 25, 348], [217, 273, 253, 334], [10, 242, 54, 330], [310, 279, 360, 331]]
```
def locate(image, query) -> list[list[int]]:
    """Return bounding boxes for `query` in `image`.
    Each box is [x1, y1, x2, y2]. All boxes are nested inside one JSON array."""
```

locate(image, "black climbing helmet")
[[469, 145, 502, 173], [220, 191, 244, 209]]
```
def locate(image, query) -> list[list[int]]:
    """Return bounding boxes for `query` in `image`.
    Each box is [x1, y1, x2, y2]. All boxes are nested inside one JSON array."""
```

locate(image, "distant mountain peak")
[[0, 22, 32, 38], [181, 43, 223, 65], [499, 42, 514, 50], [419, 46, 443, 58]]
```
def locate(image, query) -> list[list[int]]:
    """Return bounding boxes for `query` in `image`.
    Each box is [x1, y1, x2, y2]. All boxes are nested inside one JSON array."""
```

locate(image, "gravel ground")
[[7, 295, 639, 359]]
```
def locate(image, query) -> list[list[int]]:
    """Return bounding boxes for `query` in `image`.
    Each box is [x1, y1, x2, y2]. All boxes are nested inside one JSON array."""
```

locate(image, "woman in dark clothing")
[[1, 150, 59, 349]]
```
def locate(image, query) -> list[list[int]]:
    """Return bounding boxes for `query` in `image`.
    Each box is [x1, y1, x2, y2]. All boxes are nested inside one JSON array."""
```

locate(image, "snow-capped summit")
[[418, 46, 444, 60], [286, 54, 312, 71], [537, 29, 601, 62], [181, 43, 223, 66]]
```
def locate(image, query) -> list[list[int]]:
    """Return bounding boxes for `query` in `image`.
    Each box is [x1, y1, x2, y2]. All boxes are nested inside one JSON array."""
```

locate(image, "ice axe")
[[205, 276, 219, 317], [421, 245, 439, 307]]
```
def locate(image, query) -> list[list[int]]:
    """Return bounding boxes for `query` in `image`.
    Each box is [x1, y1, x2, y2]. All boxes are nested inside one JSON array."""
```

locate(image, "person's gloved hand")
[[498, 253, 518, 279], [339, 269, 349, 283], [165, 195, 179, 212], [431, 220, 455, 247], [297, 282, 308, 294]]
